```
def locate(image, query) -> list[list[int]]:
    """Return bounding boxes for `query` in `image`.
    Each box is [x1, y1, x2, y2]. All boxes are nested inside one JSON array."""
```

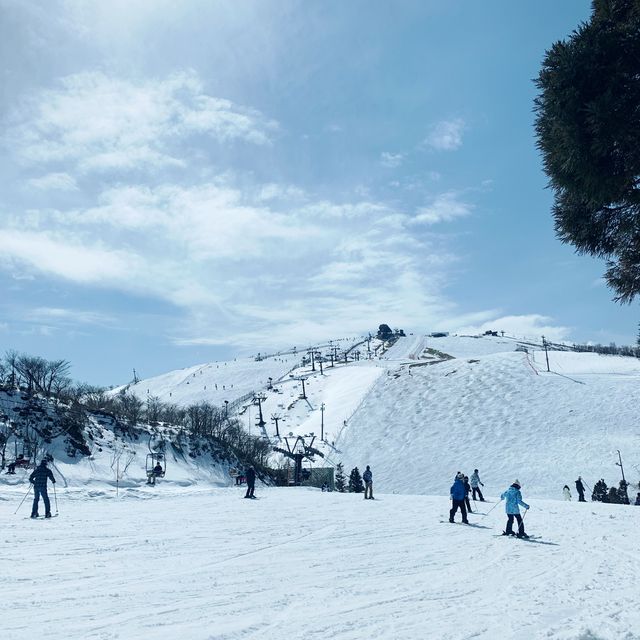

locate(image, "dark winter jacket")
[[463, 479, 471, 496], [450, 478, 465, 501], [363, 469, 372, 483], [29, 465, 55, 488], [575, 479, 585, 493], [246, 468, 256, 484]]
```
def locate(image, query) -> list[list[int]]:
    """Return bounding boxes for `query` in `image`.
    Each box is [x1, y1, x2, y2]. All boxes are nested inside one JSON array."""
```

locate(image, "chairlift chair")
[[145, 452, 166, 485]]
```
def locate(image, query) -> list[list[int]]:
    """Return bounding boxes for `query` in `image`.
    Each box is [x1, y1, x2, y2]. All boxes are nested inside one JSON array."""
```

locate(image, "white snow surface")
[[2, 486, 639, 640], [339, 342, 640, 498]]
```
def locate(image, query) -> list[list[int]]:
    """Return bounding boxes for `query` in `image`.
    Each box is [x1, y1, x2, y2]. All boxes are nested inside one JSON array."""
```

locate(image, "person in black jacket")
[[244, 466, 256, 499], [575, 476, 586, 502], [29, 460, 56, 518], [463, 475, 473, 513]]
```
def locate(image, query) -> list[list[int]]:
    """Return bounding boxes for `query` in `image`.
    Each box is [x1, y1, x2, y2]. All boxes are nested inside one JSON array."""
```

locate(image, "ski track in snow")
[[2, 487, 639, 640]]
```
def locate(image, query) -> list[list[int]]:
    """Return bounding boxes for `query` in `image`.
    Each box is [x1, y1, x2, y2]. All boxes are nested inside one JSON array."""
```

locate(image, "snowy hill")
[[112, 333, 640, 499], [339, 340, 640, 498]]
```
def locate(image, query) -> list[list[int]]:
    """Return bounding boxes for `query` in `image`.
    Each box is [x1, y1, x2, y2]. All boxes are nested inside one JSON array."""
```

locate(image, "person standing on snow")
[[470, 469, 485, 502], [244, 466, 256, 499], [449, 472, 469, 524], [29, 459, 56, 518], [563, 485, 572, 501], [363, 465, 373, 500], [463, 475, 473, 513], [575, 476, 586, 502], [500, 480, 529, 538]]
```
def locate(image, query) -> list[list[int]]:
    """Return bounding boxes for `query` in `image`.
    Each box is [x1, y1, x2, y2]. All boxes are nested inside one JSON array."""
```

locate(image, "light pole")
[[616, 450, 630, 504], [224, 400, 229, 420], [320, 403, 325, 441], [542, 336, 550, 372]]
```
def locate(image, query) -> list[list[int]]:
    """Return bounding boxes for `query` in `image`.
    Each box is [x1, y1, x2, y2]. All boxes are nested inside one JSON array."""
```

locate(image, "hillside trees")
[[348, 466, 364, 493], [535, 0, 640, 302], [335, 462, 347, 492]]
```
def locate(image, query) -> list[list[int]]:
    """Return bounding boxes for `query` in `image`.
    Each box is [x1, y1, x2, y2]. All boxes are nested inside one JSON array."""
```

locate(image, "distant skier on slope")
[[470, 469, 485, 502], [563, 485, 572, 500], [449, 472, 469, 524], [575, 476, 586, 502], [244, 466, 256, 499], [463, 475, 473, 513], [500, 480, 529, 538], [363, 465, 374, 500], [29, 460, 56, 518]]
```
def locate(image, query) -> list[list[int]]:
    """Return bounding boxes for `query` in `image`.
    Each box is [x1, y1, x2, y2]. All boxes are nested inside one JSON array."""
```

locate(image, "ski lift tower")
[[273, 435, 324, 485]]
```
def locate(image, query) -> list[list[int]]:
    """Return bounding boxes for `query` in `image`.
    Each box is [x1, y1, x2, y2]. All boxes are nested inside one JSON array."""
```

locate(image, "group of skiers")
[[449, 470, 530, 538]]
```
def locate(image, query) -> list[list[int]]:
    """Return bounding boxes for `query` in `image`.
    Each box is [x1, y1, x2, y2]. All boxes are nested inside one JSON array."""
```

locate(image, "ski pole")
[[53, 483, 59, 515], [483, 499, 501, 516], [14, 484, 32, 515]]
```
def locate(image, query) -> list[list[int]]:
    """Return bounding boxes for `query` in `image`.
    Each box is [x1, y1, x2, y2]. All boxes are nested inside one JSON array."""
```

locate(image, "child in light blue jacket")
[[500, 480, 530, 538]]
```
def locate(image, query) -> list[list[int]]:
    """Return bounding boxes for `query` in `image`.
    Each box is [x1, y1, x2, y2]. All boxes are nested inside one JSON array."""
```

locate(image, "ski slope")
[[1, 486, 639, 640], [337, 340, 640, 499]]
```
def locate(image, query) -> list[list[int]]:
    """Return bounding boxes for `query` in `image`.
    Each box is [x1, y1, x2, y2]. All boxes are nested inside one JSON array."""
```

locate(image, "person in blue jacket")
[[449, 472, 469, 524], [500, 479, 529, 538], [29, 459, 56, 518]]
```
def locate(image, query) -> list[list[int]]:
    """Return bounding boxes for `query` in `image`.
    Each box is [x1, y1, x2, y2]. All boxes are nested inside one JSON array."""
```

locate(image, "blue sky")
[[1, 0, 636, 386]]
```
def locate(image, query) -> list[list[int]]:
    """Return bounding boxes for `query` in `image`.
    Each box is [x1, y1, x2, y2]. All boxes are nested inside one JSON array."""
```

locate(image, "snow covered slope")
[[338, 342, 640, 498], [2, 486, 639, 640]]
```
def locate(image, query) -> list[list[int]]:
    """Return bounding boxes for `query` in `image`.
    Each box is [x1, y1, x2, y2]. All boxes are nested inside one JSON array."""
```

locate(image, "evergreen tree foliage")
[[335, 462, 347, 493], [348, 466, 364, 493], [592, 478, 609, 502], [535, 0, 640, 302], [607, 486, 622, 504]]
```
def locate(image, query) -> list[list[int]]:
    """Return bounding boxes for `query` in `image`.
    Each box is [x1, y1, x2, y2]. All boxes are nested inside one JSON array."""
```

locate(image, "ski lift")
[[145, 435, 166, 485], [145, 452, 165, 485]]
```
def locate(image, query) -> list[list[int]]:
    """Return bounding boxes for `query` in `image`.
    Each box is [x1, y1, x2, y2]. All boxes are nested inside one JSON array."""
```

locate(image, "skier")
[[470, 468, 485, 501], [500, 480, 529, 538], [575, 476, 586, 502], [244, 466, 256, 498], [29, 459, 56, 518], [363, 465, 373, 500], [563, 485, 572, 500], [449, 472, 469, 524], [463, 475, 473, 513]]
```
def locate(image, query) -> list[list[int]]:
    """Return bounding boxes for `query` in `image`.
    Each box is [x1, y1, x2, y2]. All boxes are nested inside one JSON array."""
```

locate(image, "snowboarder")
[[563, 485, 572, 500], [463, 475, 473, 513], [449, 472, 469, 524], [500, 480, 529, 538], [244, 466, 256, 498], [575, 476, 586, 502], [470, 468, 485, 501], [363, 465, 373, 500], [29, 460, 56, 518]]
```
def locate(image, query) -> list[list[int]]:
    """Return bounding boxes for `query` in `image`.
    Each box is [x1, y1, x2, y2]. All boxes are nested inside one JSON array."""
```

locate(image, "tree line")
[[0, 350, 273, 477]]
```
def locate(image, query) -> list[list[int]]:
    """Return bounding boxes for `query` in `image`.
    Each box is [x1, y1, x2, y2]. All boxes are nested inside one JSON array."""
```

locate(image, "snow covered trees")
[[348, 467, 364, 493], [335, 462, 347, 492]]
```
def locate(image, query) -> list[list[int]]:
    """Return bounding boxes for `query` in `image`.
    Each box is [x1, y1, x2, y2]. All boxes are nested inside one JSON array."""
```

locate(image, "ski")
[[26, 514, 59, 520]]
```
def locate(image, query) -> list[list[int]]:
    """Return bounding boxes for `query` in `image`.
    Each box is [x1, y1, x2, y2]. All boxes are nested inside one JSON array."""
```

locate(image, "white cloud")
[[380, 152, 404, 168], [28, 172, 78, 191], [424, 118, 465, 151], [28, 307, 115, 327], [413, 191, 473, 225], [456, 314, 571, 343], [10, 71, 278, 173]]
